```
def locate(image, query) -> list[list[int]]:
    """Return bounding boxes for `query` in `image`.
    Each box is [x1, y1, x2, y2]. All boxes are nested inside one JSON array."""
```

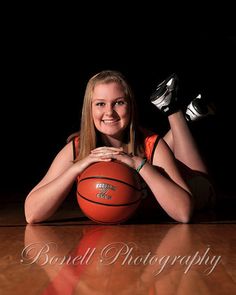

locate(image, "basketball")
[[77, 161, 143, 224]]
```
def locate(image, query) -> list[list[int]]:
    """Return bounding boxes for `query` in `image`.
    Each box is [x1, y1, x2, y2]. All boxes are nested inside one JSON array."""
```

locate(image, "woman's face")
[[92, 82, 130, 140]]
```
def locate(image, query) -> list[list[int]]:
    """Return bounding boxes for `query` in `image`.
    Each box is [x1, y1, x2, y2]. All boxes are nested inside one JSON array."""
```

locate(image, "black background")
[[2, 8, 236, 201]]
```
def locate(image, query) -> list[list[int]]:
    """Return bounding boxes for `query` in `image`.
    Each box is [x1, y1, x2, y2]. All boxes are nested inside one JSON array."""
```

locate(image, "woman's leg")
[[163, 110, 208, 174], [163, 111, 216, 210], [150, 73, 208, 174], [150, 73, 215, 210]]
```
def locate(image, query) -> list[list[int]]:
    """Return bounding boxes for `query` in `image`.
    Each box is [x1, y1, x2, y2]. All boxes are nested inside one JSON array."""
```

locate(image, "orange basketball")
[[77, 161, 143, 224]]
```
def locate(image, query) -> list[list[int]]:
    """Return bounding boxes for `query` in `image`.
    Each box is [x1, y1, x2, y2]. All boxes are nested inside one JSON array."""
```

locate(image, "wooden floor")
[[0, 195, 236, 295]]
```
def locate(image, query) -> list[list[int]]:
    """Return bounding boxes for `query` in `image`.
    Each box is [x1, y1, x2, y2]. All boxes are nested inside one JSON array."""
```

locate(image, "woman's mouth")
[[102, 119, 119, 125]]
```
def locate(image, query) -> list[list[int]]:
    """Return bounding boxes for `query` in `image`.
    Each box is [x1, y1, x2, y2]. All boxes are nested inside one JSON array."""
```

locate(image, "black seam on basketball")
[[77, 192, 141, 207], [78, 176, 142, 191]]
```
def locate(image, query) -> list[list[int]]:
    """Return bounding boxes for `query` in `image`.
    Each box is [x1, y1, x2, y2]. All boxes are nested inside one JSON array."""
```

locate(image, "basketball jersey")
[[72, 129, 160, 164]]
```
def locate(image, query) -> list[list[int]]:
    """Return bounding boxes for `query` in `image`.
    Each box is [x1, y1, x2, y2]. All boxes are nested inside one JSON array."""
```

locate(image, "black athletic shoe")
[[185, 94, 215, 122], [150, 73, 179, 115]]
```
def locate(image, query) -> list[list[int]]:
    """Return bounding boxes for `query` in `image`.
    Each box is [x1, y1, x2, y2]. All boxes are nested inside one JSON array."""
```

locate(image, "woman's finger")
[[91, 146, 123, 153]]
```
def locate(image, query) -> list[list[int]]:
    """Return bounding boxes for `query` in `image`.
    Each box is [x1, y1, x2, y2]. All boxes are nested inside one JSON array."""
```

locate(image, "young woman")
[[24, 70, 214, 224]]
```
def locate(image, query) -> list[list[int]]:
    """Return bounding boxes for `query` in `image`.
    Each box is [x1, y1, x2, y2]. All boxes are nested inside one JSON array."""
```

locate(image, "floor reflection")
[[22, 224, 234, 295]]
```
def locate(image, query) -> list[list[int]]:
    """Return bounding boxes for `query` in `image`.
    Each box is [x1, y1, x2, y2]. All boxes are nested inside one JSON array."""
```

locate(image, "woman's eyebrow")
[[92, 97, 125, 101]]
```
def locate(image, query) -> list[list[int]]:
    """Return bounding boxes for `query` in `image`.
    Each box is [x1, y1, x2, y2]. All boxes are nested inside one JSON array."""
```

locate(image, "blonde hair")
[[70, 70, 144, 160]]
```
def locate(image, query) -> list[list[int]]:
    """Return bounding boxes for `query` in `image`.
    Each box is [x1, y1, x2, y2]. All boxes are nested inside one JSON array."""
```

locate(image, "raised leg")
[[163, 110, 208, 174]]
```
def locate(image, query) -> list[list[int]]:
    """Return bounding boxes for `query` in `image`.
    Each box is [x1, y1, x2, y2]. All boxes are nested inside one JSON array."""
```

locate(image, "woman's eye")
[[96, 102, 105, 106], [115, 100, 125, 105], [95, 100, 126, 107]]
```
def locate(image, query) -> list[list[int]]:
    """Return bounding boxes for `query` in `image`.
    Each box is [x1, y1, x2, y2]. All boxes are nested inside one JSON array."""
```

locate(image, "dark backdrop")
[[2, 19, 236, 201]]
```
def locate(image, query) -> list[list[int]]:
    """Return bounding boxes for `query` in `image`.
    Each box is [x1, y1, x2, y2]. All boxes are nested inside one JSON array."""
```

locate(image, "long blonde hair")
[[71, 70, 144, 160]]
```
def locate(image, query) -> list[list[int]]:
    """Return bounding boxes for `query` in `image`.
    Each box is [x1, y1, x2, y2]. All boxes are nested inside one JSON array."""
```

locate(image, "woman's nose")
[[105, 104, 114, 115]]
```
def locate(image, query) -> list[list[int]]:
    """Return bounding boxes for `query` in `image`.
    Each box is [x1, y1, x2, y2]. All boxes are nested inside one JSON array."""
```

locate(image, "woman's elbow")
[[176, 201, 193, 223], [24, 205, 44, 224], [178, 213, 191, 224], [25, 213, 40, 224], [26, 218, 34, 224]]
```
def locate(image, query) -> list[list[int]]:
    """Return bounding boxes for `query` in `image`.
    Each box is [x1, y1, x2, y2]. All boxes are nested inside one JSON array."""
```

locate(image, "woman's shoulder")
[[140, 127, 159, 141], [67, 131, 80, 143], [139, 128, 160, 162], [66, 132, 80, 160]]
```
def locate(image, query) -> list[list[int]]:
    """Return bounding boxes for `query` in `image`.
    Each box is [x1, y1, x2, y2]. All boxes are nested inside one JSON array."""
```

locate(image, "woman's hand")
[[74, 147, 122, 174], [90, 146, 144, 171]]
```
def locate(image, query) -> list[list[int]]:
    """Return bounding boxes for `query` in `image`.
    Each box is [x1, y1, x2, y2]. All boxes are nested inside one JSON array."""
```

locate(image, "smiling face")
[[92, 82, 130, 142]]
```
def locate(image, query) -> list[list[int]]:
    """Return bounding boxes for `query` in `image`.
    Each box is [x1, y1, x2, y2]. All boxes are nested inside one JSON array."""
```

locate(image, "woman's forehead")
[[92, 82, 125, 99]]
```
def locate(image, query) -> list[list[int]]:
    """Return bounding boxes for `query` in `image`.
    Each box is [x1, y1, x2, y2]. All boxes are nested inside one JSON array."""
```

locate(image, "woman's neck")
[[101, 135, 128, 152]]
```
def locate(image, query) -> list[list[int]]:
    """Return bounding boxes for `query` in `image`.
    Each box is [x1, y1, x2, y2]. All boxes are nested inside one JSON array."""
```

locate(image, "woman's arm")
[[137, 139, 193, 223], [24, 142, 78, 224], [94, 140, 193, 223], [24, 142, 117, 224]]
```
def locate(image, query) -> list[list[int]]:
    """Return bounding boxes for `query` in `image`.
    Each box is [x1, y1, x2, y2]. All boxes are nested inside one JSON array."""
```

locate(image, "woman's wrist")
[[132, 156, 147, 172], [136, 158, 147, 173]]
